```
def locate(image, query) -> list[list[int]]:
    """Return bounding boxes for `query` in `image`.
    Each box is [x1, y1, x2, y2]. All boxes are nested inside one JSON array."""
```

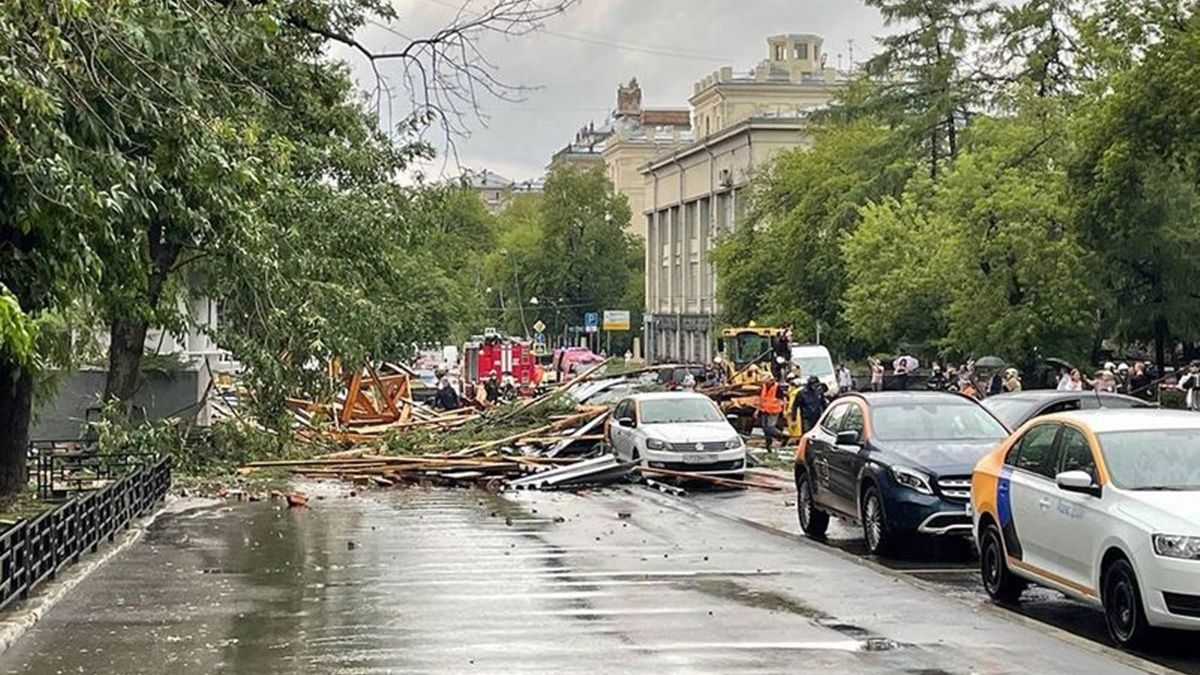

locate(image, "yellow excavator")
[[711, 325, 794, 437], [718, 325, 785, 371]]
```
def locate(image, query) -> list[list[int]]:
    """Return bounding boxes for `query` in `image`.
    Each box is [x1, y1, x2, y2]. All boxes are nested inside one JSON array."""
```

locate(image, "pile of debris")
[[232, 358, 786, 494]]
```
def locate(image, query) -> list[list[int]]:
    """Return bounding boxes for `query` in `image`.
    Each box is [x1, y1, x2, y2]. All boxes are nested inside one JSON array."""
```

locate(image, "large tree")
[[713, 118, 913, 353], [484, 165, 642, 351], [1070, 3, 1200, 367], [0, 0, 578, 495], [859, 0, 989, 179]]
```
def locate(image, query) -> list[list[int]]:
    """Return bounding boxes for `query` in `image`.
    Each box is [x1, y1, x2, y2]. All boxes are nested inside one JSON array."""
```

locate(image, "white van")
[[790, 344, 838, 395]]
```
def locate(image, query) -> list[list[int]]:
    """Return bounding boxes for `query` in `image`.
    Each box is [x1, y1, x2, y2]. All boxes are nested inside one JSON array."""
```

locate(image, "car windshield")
[[872, 403, 1008, 442], [980, 398, 1037, 429], [640, 398, 723, 424], [791, 356, 834, 378], [1098, 429, 1200, 491]]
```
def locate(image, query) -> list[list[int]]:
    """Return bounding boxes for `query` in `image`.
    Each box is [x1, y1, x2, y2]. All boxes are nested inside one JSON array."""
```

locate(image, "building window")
[[796, 43, 809, 60], [774, 44, 786, 61]]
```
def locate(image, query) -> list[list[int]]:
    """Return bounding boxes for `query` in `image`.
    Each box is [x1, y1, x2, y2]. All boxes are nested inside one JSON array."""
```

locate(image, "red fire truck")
[[461, 329, 539, 391]]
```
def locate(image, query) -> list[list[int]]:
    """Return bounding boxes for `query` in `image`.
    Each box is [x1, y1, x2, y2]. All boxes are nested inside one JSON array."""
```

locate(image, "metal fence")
[[29, 440, 160, 500], [0, 455, 171, 612]]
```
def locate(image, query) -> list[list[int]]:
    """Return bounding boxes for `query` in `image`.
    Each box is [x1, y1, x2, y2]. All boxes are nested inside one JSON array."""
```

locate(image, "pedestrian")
[[1128, 361, 1153, 401], [1116, 362, 1131, 393], [957, 365, 980, 399], [794, 375, 829, 433], [1056, 367, 1072, 391], [772, 331, 791, 380], [1179, 361, 1200, 411], [869, 357, 884, 392], [757, 371, 787, 451], [1064, 368, 1083, 391], [893, 357, 910, 391], [681, 371, 696, 391], [927, 364, 948, 391], [1090, 370, 1116, 392], [484, 370, 501, 403], [434, 376, 461, 411], [836, 363, 854, 393], [1002, 368, 1022, 393]]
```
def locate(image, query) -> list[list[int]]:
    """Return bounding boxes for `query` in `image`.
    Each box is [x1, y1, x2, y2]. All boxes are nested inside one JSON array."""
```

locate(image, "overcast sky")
[[341, 0, 886, 182]]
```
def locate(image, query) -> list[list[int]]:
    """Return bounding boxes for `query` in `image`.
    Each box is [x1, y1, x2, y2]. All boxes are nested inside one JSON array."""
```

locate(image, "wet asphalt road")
[[0, 476, 1189, 674]]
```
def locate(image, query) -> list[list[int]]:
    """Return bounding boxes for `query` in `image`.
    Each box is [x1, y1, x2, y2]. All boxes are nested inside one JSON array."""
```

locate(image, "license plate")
[[684, 453, 717, 464]]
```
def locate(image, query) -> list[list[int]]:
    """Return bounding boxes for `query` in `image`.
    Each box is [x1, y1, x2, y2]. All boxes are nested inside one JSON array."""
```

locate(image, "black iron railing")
[[30, 440, 159, 500], [0, 455, 170, 612]]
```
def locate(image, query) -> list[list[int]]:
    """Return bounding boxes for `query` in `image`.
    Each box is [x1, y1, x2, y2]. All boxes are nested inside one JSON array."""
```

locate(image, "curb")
[[0, 495, 216, 657]]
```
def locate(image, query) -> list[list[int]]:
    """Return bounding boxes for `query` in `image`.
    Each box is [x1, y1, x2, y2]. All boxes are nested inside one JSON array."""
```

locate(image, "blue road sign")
[[584, 312, 599, 333]]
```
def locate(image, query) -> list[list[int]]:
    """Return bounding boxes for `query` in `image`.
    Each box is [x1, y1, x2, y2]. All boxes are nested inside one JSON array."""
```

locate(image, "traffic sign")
[[602, 310, 631, 331], [532, 319, 546, 334], [584, 312, 599, 334]]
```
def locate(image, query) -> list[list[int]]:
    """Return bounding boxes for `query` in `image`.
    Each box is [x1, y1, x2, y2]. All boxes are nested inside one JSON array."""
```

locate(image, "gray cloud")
[[342, 0, 885, 181]]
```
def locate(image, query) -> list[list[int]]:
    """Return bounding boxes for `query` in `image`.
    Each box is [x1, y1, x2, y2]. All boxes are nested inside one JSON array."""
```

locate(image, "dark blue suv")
[[794, 391, 1008, 555]]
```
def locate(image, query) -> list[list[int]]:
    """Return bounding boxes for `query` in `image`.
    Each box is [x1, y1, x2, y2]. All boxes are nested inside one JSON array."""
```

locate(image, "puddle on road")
[[684, 578, 903, 652]]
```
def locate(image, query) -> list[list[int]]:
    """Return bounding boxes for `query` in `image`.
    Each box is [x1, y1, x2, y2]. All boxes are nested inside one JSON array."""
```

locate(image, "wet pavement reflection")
[[0, 480, 1173, 674]]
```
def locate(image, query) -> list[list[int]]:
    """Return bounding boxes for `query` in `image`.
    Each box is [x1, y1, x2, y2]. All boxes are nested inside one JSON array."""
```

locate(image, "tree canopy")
[[714, 0, 1200, 369]]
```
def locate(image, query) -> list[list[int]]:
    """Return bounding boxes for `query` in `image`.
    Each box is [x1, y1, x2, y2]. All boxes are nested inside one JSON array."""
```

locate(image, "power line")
[[412, 0, 730, 62]]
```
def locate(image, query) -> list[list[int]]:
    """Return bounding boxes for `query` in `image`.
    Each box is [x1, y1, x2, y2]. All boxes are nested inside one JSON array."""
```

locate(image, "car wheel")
[[796, 469, 829, 539], [861, 485, 894, 556], [980, 523, 1025, 603], [1103, 558, 1152, 649]]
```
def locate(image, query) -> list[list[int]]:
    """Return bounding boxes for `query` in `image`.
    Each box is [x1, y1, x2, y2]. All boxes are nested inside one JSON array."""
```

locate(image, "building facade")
[[549, 122, 612, 169], [601, 79, 692, 240], [642, 34, 843, 363], [463, 169, 543, 214]]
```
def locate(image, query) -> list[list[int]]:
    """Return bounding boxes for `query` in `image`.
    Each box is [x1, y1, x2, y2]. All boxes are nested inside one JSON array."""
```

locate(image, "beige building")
[[549, 79, 692, 239], [642, 34, 843, 363], [549, 122, 612, 170], [463, 169, 543, 214], [601, 79, 692, 240]]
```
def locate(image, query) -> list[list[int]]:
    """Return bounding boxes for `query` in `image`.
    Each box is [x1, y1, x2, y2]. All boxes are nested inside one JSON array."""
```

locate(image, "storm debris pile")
[[233, 359, 785, 493]]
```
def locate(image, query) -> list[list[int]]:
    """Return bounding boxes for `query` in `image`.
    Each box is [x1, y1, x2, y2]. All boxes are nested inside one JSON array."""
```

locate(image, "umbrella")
[[1043, 357, 1074, 370], [975, 356, 1005, 368], [892, 355, 919, 372]]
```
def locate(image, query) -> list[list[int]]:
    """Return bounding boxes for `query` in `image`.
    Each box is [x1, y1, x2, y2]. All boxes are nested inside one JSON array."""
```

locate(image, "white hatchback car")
[[607, 392, 747, 477], [972, 409, 1200, 647]]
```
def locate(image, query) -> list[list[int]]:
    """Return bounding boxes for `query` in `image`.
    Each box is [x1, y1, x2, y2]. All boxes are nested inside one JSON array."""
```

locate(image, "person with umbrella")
[[973, 356, 1005, 397], [892, 354, 918, 391]]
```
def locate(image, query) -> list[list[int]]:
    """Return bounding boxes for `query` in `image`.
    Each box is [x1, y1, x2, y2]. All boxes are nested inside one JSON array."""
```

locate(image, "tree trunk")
[[0, 366, 34, 497], [1154, 316, 1168, 373], [103, 318, 151, 417]]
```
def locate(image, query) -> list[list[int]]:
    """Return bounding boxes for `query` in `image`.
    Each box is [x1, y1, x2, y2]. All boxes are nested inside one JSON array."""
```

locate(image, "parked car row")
[[792, 390, 1199, 649]]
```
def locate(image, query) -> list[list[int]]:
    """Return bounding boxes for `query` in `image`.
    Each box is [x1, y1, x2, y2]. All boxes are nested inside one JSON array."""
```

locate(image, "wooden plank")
[[636, 466, 782, 491], [366, 362, 402, 419], [339, 371, 364, 426]]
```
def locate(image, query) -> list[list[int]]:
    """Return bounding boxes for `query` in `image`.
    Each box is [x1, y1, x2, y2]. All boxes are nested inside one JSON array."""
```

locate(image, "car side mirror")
[[835, 430, 861, 447], [1056, 470, 1101, 497], [617, 416, 635, 428]]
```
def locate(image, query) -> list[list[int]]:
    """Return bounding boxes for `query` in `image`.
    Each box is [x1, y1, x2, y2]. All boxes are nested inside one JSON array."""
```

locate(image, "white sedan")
[[972, 409, 1200, 648], [606, 392, 746, 477]]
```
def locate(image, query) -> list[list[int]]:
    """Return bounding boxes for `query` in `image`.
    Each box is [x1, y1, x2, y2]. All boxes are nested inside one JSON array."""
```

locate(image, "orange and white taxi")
[[971, 409, 1200, 648]]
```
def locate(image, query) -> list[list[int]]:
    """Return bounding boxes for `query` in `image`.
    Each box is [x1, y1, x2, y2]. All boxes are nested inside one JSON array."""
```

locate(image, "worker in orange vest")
[[758, 371, 787, 451]]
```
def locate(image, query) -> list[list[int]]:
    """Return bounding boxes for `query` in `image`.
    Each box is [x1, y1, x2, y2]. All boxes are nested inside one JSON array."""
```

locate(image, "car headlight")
[[891, 465, 933, 495], [1152, 534, 1200, 560], [645, 438, 667, 450], [724, 438, 744, 450]]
